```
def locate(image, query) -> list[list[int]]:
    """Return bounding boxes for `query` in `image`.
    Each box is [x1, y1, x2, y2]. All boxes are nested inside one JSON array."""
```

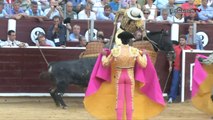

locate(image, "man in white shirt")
[[0, 30, 29, 48], [43, 0, 64, 19], [156, 8, 173, 23], [78, 4, 96, 20]]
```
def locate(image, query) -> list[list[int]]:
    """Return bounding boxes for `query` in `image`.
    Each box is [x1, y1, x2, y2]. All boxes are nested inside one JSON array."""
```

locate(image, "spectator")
[[155, 8, 173, 23], [47, 16, 66, 46], [68, 24, 82, 42], [25, 1, 47, 21], [0, 30, 28, 48], [96, 5, 115, 21], [77, 36, 87, 47], [40, 0, 49, 11], [92, 0, 109, 14], [96, 30, 104, 42], [171, 12, 185, 23], [65, 1, 77, 19], [68, 0, 87, 13], [185, 25, 203, 50], [10, 1, 24, 14], [153, 0, 168, 12], [36, 32, 56, 47], [197, 0, 213, 24], [127, 0, 142, 9], [16, 0, 30, 11], [168, 35, 192, 103], [43, 0, 64, 19], [143, 9, 155, 22], [109, 0, 119, 14], [143, 0, 157, 20], [184, 10, 200, 23], [0, 2, 7, 18], [181, 0, 197, 17], [78, 4, 96, 20], [32, 0, 49, 11], [25, 1, 44, 16], [8, 1, 26, 19], [163, 0, 178, 17]]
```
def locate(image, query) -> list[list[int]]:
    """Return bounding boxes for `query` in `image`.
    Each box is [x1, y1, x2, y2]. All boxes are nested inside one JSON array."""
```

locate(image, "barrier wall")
[[0, 19, 212, 100], [0, 47, 84, 93]]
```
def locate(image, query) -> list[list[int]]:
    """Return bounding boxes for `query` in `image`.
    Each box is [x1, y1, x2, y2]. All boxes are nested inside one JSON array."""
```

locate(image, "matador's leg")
[[211, 88, 213, 102], [116, 70, 125, 120], [125, 69, 135, 120]]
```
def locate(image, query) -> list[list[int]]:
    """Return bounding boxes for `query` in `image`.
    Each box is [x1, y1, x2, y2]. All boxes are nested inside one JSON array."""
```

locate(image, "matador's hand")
[[101, 50, 107, 56]]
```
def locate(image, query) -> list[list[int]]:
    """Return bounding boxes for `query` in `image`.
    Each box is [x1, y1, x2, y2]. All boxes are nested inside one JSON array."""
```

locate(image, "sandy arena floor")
[[0, 97, 212, 120]]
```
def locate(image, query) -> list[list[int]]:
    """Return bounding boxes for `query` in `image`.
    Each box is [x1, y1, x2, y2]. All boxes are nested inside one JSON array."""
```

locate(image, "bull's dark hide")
[[50, 57, 96, 87], [40, 57, 97, 108]]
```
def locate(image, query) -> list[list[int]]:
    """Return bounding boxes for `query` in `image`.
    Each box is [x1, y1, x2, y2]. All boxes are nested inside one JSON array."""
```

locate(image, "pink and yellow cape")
[[192, 55, 213, 115], [84, 50, 165, 119]]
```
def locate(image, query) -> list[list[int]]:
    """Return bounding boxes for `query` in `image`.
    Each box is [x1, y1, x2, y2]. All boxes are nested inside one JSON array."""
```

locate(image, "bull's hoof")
[[62, 105, 68, 109], [211, 95, 213, 102], [55, 103, 60, 107]]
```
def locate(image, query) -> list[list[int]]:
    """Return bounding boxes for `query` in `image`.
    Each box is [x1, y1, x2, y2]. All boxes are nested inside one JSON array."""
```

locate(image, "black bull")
[[40, 57, 97, 108], [39, 30, 175, 108]]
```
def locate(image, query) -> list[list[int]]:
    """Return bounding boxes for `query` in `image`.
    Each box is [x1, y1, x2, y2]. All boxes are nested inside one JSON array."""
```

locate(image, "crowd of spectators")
[[0, 0, 213, 22], [0, 0, 213, 47]]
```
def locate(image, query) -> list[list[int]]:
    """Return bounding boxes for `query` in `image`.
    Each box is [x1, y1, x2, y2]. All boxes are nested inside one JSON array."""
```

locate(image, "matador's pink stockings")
[[116, 69, 133, 120]]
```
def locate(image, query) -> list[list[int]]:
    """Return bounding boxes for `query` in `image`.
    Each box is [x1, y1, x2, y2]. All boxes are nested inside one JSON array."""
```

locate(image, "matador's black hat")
[[118, 31, 134, 44]]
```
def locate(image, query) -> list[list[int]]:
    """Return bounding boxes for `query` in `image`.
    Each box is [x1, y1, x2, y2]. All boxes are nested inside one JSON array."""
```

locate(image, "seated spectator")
[[127, 0, 142, 9], [184, 10, 200, 23], [97, 30, 110, 43], [69, 0, 87, 13], [92, 0, 109, 14], [96, 5, 115, 21], [36, 32, 56, 47], [25, 1, 44, 16], [78, 4, 96, 20], [43, 0, 64, 19], [185, 25, 203, 50], [66, 1, 77, 19], [143, 8, 155, 22], [109, 0, 119, 14], [0, 30, 28, 48], [47, 15, 66, 46], [17, 0, 30, 12], [181, 0, 197, 17], [77, 36, 87, 47], [153, 0, 168, 12], [197, 0, 213, 24], [0, 2, 7, 18], [143, 0, 157, 20], [35, 0, 49, 11], [163, 0, 178, 17], [68, 24, 82, 42], [25, 1, 47, 21], [155, 8, 172, 23], [171, 12, 185, 23], [9, 1, 26, 19]]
